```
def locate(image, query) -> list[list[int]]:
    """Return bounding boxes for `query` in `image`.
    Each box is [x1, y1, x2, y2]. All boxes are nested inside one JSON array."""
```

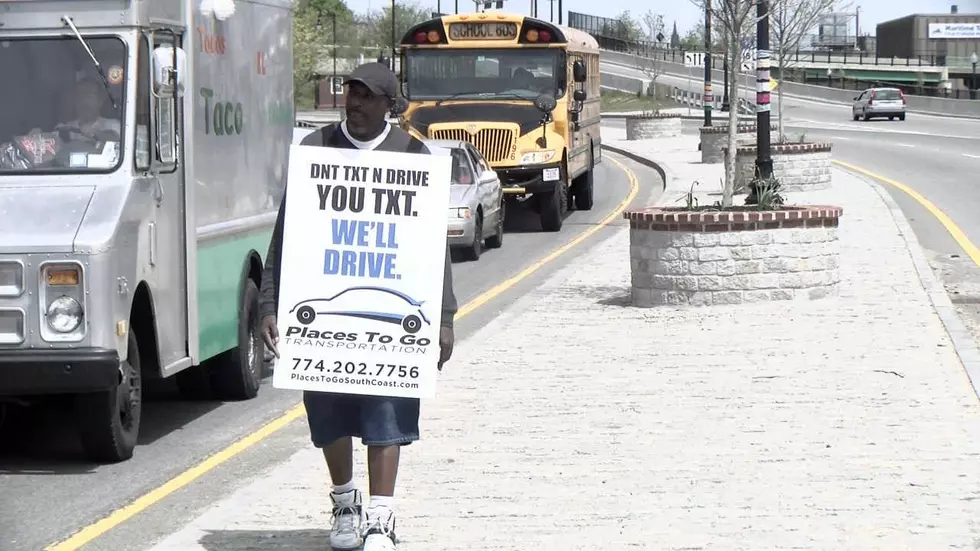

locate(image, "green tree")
[[362, 1, 433, 50], [292, 0, 356, 106]]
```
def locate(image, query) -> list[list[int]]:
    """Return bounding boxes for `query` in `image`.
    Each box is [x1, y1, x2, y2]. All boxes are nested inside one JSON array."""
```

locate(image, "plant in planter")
[[623, 175, 843, 307]]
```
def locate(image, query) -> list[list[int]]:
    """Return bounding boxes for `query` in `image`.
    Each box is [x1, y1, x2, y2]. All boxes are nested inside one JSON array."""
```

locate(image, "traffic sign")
[[740, 48, 756, 73], [684, 51, 704, 68]]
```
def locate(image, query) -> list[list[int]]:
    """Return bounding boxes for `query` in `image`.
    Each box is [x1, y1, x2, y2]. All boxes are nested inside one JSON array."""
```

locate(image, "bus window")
[[404, 48, 566, 101]]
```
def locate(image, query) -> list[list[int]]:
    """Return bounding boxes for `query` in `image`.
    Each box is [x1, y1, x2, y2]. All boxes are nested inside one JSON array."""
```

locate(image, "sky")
[[344, 0, 979, 36]]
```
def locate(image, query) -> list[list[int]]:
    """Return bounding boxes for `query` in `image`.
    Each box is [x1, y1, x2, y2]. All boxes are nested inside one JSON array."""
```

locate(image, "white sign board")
[[928, 23, 980, 39], [741, 48, 756, 73], [273, 145, 453, 399], [684, 52, 704, 68]]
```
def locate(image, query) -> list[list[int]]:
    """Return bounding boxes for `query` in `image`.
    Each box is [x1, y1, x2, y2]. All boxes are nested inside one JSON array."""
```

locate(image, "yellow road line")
[[833, 159, 980, 267], [45, 155, 641, 551]]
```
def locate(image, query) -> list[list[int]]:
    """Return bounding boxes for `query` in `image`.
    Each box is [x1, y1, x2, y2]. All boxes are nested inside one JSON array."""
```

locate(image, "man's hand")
[[438, 325, 454, 371], [261, 315, 280, 358]]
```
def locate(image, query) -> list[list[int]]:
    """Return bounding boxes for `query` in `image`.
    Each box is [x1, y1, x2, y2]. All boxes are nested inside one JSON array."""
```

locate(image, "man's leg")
[[303, 391, 364, 550], [360, 396, 420, 550]]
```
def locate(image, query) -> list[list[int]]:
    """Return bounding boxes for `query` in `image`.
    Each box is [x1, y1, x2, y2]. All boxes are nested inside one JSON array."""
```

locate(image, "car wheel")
[[899, 113, 906, 121], [402, 314, 422, 334], [485, 199, 504, 249], [76, 330, 142, 463], [296, 305, 316, 325], [852, 112, 859, 121], [461, 213, 482, 261], [863, 110, 871, 121]]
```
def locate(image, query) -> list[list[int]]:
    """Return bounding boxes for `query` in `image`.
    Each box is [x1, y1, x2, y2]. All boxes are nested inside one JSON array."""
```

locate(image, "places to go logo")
[[289, 286, 430, 334]]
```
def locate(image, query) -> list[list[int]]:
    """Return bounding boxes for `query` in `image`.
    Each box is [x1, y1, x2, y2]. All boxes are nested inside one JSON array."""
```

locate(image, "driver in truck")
[[30, 77, 120, 141]]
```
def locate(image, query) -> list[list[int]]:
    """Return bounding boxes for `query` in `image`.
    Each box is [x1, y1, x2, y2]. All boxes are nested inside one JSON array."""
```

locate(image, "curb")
[[600, 143, 684, 208], [838, 166, 980, 402]]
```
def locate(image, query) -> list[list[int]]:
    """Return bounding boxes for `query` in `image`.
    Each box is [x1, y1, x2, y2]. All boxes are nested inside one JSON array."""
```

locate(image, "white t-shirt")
[[61, 116, 121, 138], [341, 120, 391, 150]]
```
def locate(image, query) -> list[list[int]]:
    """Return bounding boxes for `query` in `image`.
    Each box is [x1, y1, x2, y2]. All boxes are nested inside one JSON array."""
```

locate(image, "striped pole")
[[755, 0, 773, 181]]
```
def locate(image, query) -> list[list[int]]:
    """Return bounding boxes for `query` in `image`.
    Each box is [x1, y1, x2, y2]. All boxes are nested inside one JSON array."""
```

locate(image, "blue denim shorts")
[[302, 390, 420, 447]]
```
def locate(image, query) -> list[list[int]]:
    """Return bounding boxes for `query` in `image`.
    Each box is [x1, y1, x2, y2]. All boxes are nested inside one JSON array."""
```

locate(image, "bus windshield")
[[0, 37, 127, 174], [404, 48, 565, 101]]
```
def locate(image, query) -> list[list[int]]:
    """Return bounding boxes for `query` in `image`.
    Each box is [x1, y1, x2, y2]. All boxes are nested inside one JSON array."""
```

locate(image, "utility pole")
[[557, 0, 562, 24], [332, 12, 338, 108], [703, 0, 712, 126], [749, 0, 773, 204], [390, 0, 396, 71], [722, 36, 730, 111]]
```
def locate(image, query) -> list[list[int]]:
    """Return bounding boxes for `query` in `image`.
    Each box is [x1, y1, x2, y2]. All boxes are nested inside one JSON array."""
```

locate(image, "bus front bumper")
[[0, 348, 120, 396], [499, 163, 563, 195]]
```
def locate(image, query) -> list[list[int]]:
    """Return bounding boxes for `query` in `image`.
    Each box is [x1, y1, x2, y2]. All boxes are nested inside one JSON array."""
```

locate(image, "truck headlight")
[[46, 296, 83, 333], [521, 150, 556, 164]]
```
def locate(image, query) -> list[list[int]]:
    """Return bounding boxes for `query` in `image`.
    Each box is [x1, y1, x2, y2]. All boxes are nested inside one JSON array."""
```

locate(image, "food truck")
[[0, 0, 294, 462]]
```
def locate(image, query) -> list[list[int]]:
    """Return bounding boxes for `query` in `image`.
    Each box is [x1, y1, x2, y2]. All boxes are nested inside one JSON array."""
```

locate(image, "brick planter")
[[699, 123, 779, 164], [623, 206, 843, 307], [724, 142, 833, 193], [626, 113, 682, 140]]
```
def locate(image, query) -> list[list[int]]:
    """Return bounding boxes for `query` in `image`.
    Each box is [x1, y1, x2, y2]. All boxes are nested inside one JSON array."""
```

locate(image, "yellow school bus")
[[397, 13, 601, 232]]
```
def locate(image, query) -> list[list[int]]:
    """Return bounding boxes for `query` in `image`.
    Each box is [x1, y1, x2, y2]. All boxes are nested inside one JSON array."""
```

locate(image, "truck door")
[[136, 33, 189, 372]]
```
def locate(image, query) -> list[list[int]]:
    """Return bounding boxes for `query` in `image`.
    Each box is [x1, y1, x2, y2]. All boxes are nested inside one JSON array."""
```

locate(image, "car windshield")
[[451, 148, 475, 185], [876, 89, 901, 100], [404, 48, 565, 101], [0, 36, 127, 174]]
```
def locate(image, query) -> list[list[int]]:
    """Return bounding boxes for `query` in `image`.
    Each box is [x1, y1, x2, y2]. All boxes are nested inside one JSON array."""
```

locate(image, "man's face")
[[76, 83, 104, 121], [345, 81, 390, 136]]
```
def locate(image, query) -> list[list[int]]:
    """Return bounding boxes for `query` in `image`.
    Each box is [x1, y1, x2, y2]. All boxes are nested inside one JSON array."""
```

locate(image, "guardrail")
[[601, 50, 980, 120]]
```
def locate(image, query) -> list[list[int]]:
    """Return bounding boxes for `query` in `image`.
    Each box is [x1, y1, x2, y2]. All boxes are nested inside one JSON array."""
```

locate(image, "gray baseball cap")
[[343, 62, 398, 98]]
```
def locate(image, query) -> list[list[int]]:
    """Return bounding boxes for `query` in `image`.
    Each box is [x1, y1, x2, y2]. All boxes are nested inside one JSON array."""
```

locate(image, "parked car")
[[852, 87, 907, 121], [425, 139, 505, 261]]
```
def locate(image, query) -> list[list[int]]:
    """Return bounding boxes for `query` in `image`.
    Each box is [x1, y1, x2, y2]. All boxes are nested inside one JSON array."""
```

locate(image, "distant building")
[[876, 12, 980, 66]]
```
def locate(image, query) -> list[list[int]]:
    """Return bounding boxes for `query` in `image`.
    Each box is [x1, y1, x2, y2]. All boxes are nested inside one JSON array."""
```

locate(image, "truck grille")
[[430, 128, 516, 164], [0, 308, 25, 345], [0, 261, 23, 297]]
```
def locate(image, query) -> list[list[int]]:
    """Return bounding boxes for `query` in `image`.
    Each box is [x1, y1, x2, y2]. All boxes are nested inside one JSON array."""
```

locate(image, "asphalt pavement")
[[0, 150, 663, 551], [602, 59, 980, 351]]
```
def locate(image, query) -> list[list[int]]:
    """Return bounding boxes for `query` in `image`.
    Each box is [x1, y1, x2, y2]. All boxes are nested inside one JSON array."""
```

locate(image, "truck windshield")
[[404, 48, 565, 101], [0, 36, 127, 174]]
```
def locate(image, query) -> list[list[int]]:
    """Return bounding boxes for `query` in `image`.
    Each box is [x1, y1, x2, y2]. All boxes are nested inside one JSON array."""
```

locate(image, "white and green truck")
[[0, 0, 294, 462]]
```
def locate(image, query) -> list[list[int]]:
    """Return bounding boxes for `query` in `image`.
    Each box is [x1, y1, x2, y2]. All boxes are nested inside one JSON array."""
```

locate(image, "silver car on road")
[[425, 139, 505, 261], [852, 87, 907, 121]]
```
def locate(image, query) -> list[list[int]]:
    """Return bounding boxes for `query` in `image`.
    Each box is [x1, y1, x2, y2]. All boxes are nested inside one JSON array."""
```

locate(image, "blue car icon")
[[289, 286, 431, 334]]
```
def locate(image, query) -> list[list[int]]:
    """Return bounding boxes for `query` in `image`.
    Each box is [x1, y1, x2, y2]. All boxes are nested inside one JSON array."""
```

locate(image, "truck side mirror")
[[151, 44, 187, 99], [573, 60, 587, 83]]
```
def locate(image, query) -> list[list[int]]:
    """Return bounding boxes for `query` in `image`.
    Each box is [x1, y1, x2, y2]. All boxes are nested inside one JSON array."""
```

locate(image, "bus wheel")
[[540, 181, 565, 232], [76, 330, 142, 463], [573, 144, 595, 211], [210, 278, 262, 401]]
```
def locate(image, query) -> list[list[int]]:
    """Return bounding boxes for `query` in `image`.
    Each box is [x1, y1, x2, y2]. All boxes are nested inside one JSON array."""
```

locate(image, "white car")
[[852, 87, 907, 121], [424, 139, 505, 262], [289, 286, 430, 334]]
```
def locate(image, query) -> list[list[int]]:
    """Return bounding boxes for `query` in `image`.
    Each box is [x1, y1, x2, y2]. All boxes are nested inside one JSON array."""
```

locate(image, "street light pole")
[[972, 52, 978, 100], [332, 13, 338, 108], [703, 0, 713, 126], [748, 0, 773, 204], [722, 33, 730, 111]]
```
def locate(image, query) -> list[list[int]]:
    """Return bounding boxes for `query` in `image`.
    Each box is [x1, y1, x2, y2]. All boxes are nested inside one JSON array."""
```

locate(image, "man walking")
[[258, 62, 458, 551]]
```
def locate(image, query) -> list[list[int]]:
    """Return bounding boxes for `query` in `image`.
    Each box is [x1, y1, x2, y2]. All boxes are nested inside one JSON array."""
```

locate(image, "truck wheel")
[[540, 181, 566, 232], [76, 330, 142, 463], [573, 145, 595, 211], [209, 278, 262, 401]]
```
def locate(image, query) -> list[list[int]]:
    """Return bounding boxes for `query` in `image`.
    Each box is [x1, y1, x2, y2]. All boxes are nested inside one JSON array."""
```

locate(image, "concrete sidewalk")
[[148, 131, 980, 551]]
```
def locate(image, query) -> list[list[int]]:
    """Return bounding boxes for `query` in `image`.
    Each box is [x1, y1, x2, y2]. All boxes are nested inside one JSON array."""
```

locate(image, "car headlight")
[[521, 150, 556, 164], [46, 296, 83, 333], [449, 207, 472, 219]]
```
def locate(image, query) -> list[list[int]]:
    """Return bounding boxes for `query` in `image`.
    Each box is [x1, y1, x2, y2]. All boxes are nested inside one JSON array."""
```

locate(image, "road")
[[602, 59, 980, 347], [0, 150, 662, 551]]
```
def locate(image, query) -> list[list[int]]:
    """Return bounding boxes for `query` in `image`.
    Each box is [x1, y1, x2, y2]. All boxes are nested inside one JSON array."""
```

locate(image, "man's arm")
[[258, 191, 285, 320], [258, 129, 324, 319]]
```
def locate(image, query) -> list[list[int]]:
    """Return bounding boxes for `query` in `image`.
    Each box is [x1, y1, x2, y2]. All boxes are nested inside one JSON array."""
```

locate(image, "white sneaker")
[[362, 507, 397, 551], [329, 489, 363, 550]]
